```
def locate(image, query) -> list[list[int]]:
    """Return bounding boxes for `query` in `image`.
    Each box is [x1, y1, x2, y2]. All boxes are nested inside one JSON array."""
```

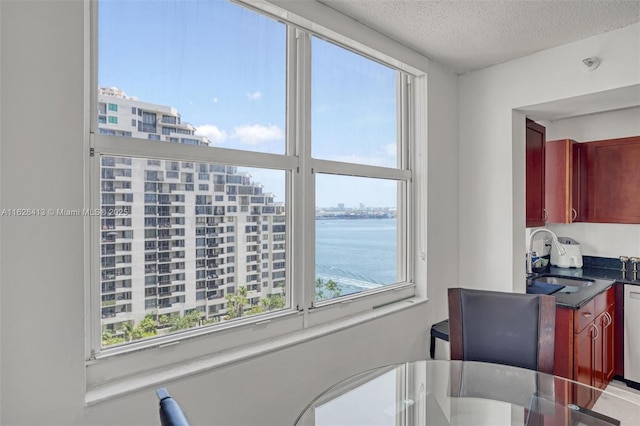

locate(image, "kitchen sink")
[[534, 275, 595, 287], [531, 275, 595, 294], [527, 275, 595, 295]]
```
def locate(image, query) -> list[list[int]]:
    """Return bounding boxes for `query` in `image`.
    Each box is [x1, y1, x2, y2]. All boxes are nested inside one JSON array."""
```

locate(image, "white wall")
[[459, 23, 640, 293], [545, 106, 640, 142], [1, 1, 87, 424], [544, 107, 640, 259], [425, 61, 460, 322], [0, 1, 459, 424]]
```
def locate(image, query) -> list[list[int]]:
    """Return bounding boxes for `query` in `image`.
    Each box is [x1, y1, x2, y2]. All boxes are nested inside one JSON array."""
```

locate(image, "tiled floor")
[[591, 380, 640, 425]]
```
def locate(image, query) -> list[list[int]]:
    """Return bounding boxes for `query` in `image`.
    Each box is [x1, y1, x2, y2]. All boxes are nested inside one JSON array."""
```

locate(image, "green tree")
[[247, 305, 264, 316], [225, 286, 249, 320], [102, 330, 125, 346], [261, 294, 285, 311], [201, 317, 219, 326], [169, 310, 202, 332], [158, 314, 171, 328], [122, 321, 134, 342], [315, 278, 341, 301], [132, 315, 158, 339], [138, 315, 158, 334]]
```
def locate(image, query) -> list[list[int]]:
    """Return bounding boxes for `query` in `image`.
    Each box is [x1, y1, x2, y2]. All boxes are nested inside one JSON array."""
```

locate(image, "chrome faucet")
[[631, 257, 640, 280], [526, 228, 566, 274]]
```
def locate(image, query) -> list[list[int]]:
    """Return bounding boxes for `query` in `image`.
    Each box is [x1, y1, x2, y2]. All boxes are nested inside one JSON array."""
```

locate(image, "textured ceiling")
[[318, 0, 640, 74]]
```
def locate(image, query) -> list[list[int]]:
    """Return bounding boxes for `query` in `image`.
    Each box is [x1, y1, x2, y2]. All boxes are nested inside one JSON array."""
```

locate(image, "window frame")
[[85, 0, 424, 395]]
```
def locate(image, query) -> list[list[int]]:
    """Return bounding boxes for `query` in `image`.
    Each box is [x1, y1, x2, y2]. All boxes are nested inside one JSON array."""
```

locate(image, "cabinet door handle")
[[591, 323, 599, 340], [605, 312, 612, 327], [582, 312, 593, 318], [572, 208, 578, 221], [543, 209, 549, 222]]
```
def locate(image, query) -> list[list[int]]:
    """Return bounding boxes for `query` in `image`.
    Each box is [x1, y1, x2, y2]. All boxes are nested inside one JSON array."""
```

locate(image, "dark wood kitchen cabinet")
[[526, 119, 546, 227], [574, 317, 597, 407], [599, 303, 616, 385], [554, 287, 615, 409], [545, 139, 587, 223], [583, 136, 640, 223]]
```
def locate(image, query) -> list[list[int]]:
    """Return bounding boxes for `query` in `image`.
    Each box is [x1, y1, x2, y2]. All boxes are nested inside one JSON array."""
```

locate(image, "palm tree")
[[225, 286, 249, 319], [122, 321, 134, 342], [315, 278, 341, 301], [261, 294, 285, 311]]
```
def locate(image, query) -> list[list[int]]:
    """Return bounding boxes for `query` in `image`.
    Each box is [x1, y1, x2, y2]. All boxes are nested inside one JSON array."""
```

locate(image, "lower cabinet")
[[599, 303, 616, 385], [554, 287, 615, 408]]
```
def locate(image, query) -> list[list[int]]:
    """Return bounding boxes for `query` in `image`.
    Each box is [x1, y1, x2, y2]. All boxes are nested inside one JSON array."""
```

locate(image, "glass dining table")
[[295, 360, 640, 425]]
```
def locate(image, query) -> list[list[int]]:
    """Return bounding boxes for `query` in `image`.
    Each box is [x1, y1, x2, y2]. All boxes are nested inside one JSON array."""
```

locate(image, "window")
[[162, 115, 177, 125], [108, 116, 117, 124], [91, 0, 418, 378], [139, 111, 156, 133], [108, 103, 118, 111]]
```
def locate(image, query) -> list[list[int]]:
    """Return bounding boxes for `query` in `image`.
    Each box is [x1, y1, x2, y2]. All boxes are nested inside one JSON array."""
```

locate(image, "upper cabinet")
[[526, 119, 546, 227], [545, 139, 587, 223], [584, 136, 640, 224], [544, 136, 640, 225]]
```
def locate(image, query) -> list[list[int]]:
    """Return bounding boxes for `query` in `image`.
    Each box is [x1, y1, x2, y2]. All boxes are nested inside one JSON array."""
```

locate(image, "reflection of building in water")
[[98, 88, 285, 337]]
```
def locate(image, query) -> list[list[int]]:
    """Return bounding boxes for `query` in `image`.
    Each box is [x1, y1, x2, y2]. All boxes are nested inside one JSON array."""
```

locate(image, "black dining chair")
[[447, 287, 556, 374], [156, 387, 190, 426]]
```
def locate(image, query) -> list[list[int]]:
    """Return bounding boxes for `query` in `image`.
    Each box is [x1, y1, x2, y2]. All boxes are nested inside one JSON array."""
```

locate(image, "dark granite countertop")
[[527, 264, 640, 309], [578, 256, 640, 285], [546, 266, 640, 285]]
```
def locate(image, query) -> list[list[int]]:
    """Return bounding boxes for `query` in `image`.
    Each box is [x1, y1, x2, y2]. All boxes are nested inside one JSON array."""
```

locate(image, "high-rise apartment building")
[[98, 87, 286, 344]]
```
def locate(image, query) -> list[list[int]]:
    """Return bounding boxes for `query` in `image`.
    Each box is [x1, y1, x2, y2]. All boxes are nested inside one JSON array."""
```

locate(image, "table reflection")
[[295, 360, 639, 425]]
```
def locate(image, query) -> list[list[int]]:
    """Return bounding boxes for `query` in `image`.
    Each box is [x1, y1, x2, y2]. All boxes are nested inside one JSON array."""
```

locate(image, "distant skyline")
[[99, 0, 398, 208]]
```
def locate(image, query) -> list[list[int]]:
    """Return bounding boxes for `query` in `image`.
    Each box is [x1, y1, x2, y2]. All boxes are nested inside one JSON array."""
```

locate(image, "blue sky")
[[99, 0, 398, 208]]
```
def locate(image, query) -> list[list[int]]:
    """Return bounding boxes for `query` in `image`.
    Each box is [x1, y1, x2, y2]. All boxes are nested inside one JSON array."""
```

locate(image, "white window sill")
[[85, 296, 427, 405]]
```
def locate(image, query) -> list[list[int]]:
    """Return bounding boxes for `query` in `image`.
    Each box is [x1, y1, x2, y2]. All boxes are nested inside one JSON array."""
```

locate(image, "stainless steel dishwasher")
[[624, 284, 640, 386]]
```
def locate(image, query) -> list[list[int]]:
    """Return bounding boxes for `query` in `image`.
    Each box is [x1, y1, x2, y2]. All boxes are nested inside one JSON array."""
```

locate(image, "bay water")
[[315, 218, 397, 296]]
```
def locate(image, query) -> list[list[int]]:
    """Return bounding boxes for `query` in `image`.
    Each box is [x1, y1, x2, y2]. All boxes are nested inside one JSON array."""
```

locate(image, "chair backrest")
[[156, 388, 190, 426], [447, 287, 556, 374]]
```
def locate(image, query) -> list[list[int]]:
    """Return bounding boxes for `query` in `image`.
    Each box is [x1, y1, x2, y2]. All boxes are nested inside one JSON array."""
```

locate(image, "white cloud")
[[384, 143, 396, 156], [231, 124, 283, 145], [195, 124, 227, 144], [247, 91, 262, 100], [212, 97, 219, 104]]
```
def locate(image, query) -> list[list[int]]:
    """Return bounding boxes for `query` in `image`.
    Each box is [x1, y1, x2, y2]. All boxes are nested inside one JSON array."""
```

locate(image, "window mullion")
[[87, 0, 101, 359], [399, 74, 412, 285], [88, 136, 103, 359], [291, 29, 315, 319], [413, 76, 427, 295], [309, 159, 411, 181], [93, 135, 297, 171]]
